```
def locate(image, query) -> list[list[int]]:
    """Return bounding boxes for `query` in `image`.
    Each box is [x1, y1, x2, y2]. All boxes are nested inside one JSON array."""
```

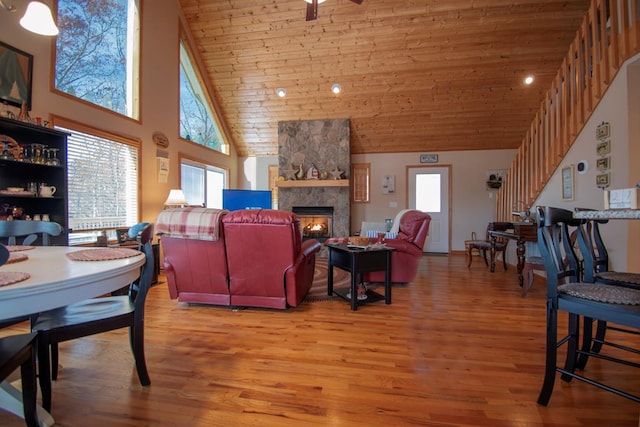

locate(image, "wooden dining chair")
[[536, 206, 640, 406], [0, 332, 40, 427], [573, 211, 640, 370], [0, 220, 64, 329], [466, 222, 510, 270], [0, 220, 64, 246], [32, 223, 154, 412], [0, 244, 39, 427]]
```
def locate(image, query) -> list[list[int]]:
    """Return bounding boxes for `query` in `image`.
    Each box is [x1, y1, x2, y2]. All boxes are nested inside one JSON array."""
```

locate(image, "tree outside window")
[[179, 40, 228, 154], [54, 0, 140, 119]]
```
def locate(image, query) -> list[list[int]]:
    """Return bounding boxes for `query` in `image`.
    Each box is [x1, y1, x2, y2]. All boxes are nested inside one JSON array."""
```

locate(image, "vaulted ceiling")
[[179, 0, 590, 157]]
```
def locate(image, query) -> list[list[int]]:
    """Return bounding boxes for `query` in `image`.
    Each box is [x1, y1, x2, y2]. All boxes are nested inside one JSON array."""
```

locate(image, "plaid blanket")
[[156, 207, 228, 241]]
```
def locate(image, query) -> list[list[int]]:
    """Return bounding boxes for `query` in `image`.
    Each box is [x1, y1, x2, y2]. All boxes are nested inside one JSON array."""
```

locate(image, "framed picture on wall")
[[596, 172, 610, 188], [596, 156, 610, 171], [561, 165, 574, 201], [0, 41, 33, 110], [596, 140, 611, 156]]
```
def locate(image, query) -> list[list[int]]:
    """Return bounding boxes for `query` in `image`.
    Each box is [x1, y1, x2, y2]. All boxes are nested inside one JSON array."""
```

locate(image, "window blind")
[[58, 126, 139, 231]]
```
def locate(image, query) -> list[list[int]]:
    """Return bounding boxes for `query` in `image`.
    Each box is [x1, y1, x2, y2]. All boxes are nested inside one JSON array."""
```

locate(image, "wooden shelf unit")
[[0, 117, 69, 245], [276, 180, 349, 188]]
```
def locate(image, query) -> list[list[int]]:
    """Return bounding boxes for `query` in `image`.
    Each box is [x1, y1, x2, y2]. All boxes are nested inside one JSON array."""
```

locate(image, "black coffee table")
[[326, 243, 393, 311]]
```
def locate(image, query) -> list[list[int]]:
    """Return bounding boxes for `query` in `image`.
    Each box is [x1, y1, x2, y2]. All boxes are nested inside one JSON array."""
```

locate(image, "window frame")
[[179, 26, 229, 155], [51, 0, 142, 121], [179, 154, 229, 209], [351, 163, 371, 203], [52, 115, 141, 244]]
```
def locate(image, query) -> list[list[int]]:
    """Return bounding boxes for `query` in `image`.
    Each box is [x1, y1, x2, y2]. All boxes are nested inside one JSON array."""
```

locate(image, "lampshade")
[[164, 189, 188, 208], [20, 1, 59, 36]]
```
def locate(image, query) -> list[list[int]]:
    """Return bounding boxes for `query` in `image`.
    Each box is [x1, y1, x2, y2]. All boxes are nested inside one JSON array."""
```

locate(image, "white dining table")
[[0, 246, 145, 427]]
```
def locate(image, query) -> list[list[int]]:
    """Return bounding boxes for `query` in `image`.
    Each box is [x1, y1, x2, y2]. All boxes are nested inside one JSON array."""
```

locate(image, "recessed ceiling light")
[[276, 88, 287, 97], [304, 0, 327, 3], [524, 76, 534, 85], [331, 83, 342, 94]]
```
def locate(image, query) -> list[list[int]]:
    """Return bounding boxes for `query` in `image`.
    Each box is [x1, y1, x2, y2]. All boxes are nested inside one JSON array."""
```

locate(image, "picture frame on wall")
[[596, 122, 610, 140], [420, 154, 438, 163], [596, 139, 611, 156], [0, 41, 33, 110], [596, 156, 610, 171], [596, 172, 610, 188], [561, 165, 574, 201]]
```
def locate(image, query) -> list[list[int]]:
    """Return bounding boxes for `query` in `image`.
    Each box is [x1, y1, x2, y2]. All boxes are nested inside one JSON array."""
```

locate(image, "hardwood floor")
[[1, 254, 639, 426]]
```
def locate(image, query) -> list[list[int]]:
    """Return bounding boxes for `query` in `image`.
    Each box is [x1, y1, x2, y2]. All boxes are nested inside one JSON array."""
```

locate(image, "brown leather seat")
[[467, 222, 511, 270]]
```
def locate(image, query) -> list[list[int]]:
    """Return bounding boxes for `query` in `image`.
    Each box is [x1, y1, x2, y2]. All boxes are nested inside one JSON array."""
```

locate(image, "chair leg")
[[576, 317, 595, 370], [20, 346, 39, 427], [537, 299, 558, 406], [51, 342, 59, 380], [592, 320, 607, 354], [482, 249, 488, 266], [522, 263, 534, 297], [37, 337, 53, 413], [501, 249, 507, 270], [561, 313, 579, 383], [467, 245, 473, 268], [130, 323, 150, 386]]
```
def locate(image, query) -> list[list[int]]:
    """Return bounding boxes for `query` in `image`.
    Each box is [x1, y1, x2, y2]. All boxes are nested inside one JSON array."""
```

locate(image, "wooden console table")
[[489, 222, 537, 286]]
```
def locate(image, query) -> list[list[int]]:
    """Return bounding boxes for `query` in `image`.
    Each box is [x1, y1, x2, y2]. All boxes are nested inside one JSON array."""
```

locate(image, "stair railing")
[[497, 0, 640, 221]]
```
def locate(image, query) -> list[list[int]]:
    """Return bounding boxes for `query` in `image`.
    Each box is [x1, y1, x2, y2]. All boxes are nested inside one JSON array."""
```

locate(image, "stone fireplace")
[[277, 119, 350, 240]]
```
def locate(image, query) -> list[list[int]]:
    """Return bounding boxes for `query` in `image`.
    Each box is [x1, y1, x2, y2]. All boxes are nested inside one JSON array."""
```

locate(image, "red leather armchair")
[[363, 210, 431, 284], [222, 209, 321, 309], [157, 207, 231, 305]]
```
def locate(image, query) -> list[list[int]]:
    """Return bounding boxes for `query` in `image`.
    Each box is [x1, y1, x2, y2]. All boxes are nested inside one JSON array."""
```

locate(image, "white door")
[[408, 166, 450, 253]]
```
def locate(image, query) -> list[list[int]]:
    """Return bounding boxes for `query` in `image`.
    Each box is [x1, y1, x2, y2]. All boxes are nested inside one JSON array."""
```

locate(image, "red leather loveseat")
[[157, 207, 321, 309]]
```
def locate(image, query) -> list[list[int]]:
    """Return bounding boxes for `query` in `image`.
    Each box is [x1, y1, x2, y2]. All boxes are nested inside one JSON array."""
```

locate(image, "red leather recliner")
[[157, 207, 231, 305], [223, 209, 321, 309], [363, 210, 431, 284]]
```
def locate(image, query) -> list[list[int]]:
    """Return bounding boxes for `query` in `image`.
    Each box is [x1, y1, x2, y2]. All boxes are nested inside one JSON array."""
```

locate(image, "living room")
[[1, 0, 640, 425], [0, 1, 638, 262]]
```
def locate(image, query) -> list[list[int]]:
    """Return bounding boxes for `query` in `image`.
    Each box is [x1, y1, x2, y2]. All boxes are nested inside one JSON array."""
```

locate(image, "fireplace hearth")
[[293, 206, 334, 242]]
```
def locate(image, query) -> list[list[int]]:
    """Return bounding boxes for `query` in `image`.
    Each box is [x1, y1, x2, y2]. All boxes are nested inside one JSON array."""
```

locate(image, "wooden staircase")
[[496, 0, 640, 220]]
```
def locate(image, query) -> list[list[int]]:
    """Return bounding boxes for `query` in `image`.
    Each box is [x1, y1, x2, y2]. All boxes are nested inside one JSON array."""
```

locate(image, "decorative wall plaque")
[[152, 131, 169, 148]]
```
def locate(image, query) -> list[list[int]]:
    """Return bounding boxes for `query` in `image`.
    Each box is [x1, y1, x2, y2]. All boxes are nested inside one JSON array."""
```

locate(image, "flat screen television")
[[222, 189, 272, 211]]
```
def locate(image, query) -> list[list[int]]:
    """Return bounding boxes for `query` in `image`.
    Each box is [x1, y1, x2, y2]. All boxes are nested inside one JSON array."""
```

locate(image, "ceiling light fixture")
[[1, 0, 59, 36], [331, 83, 342, 94], [276, 88, 287, 98], [304, 0, 327, 3], [524, 75, 534, 85]]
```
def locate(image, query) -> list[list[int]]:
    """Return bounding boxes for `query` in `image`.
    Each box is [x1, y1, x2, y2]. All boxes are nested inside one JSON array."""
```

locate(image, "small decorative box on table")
[[326, 242, 394, 311]]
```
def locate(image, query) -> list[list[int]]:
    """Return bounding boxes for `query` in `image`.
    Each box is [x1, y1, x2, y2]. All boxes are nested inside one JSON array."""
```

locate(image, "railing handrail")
[[497, 0, 640, 221]]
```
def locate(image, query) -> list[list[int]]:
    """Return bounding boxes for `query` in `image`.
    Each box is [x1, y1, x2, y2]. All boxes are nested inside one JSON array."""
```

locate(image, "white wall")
[[0, 0, 239, 226], [351, 150, 516, 251]]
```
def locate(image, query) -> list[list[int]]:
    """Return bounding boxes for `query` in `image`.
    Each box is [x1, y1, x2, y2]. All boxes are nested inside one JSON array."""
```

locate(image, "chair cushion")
[[467, 240, 506, 250], [596, 271, 640, 286], [559, 283, 640, 305]]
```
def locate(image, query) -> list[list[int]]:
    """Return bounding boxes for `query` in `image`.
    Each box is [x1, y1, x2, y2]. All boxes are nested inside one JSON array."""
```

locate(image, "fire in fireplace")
[[292, 206, 334, 241]]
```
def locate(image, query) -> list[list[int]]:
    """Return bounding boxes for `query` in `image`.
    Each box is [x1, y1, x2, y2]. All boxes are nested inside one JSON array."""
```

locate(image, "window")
[[180, 158, 227, 208], [179, 34, 228, 154], [351, 163, 370, 203], [54, 0, 141, 119], [55, 118, 139, 244]]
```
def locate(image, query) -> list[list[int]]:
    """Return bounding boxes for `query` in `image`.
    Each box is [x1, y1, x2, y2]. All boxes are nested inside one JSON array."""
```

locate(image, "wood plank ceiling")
[[180, 0, 590, 157]]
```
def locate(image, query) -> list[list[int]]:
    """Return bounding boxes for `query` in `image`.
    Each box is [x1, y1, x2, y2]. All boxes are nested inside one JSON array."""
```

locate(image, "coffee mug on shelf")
[[39, 185, 56, 197]]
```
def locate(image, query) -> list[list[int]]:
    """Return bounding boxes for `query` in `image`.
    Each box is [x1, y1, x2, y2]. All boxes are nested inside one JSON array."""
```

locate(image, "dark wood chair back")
[[0, 220, 64, 246]]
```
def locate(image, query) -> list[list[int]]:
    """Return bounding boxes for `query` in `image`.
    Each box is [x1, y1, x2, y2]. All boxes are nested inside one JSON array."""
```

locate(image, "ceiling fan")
[[305, 0, 364, 21]]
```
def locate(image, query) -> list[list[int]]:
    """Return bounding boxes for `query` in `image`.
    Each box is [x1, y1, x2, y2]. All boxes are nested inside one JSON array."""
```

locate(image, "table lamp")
[[164, 189, 188, 209]]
